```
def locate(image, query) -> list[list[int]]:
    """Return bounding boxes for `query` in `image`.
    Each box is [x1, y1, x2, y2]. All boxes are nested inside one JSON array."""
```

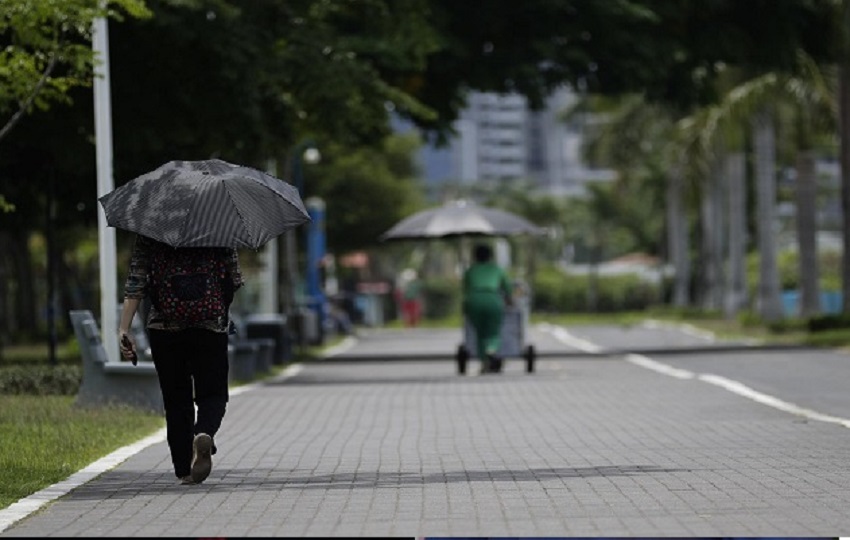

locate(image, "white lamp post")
[[93, 14, 118, 362]]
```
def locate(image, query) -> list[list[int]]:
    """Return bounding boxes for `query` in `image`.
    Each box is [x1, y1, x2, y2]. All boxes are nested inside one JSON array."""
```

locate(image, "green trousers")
[[464, 292, 505, 359]]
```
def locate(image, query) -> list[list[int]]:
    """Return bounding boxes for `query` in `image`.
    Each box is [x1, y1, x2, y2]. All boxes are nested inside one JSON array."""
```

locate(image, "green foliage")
[[746, 248, 842, 292], [311, 133, 426, 253], [531, 265, 661, 314], [530, 266, 576, 313], [0, 340, 81, 365], [0, 365, 82, 395], [737, 309, 767, 329], [807, 314, 850, 333], [802, 328, 850, 347], [0, 0, 151, 140], [421, 277, 460, 320], [0, 194, 14, 213]]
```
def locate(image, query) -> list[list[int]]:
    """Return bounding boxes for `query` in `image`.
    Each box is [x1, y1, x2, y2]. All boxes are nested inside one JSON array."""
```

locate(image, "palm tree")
[[751, 105, 784, 321], [665, 157, 691, 307], [566, 93, 688, 306], [675, 105, 736, 315], [684, 58, 835, 320]]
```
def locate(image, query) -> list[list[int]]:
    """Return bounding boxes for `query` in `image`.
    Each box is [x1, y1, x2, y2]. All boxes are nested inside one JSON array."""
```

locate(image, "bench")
[[69, 310, 163, 414], [227, 337, 274, 383]]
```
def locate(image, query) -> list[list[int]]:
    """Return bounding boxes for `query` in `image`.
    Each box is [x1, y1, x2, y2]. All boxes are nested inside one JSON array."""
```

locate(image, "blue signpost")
[[305, 197, 326, 344]]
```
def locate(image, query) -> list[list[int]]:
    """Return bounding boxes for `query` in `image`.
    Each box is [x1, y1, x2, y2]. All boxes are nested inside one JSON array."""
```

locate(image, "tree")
[[106, 0, 441, 180], [0, 0, 149, 222], [0, 0, 150, 143], [690, 60, 837, 319], [408, 0, 840, 139], [308, 133, 426, 255]]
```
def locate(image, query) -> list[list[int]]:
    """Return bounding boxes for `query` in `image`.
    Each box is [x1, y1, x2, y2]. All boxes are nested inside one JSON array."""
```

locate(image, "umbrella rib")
[[221, 180, 256, 248], [175, 177, 205, 247]]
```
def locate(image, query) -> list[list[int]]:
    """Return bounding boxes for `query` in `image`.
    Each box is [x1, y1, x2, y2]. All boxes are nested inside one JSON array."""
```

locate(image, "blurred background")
[[2, 0, 848, 359]]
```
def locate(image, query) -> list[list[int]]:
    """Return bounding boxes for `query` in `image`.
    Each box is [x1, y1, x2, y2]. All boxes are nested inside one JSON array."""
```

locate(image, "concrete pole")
[[93, 15, 118, 362]]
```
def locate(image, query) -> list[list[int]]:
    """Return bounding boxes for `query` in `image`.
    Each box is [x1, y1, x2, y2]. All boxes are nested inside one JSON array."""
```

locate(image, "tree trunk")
[[0, 231, 9, 359], [10, 232, 38, 337], [699, 155, 725, 311], [725, 152, 748, 319], [841, 61, 850, 313], [666, 162, 691, 307], [796, 150, 820, 317], [752, 107, 784, 322]]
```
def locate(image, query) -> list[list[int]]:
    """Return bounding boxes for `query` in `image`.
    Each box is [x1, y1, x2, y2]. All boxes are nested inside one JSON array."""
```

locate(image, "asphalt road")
[[2, 321, 850, 537]]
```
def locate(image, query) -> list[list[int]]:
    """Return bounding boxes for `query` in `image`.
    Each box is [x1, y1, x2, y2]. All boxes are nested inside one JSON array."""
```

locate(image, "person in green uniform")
[[463, 243, 512, 374]]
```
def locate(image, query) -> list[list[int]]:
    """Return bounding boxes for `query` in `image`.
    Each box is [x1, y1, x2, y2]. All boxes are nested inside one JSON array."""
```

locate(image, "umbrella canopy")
[[99, 159, 310, 249], [379, 199, 544, 241]]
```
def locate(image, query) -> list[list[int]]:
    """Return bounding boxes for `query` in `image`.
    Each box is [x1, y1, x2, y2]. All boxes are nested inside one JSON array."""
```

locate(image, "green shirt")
[[463, 262, 510, 297]]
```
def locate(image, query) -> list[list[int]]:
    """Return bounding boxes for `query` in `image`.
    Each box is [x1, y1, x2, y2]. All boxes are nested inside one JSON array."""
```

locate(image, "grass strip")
[[0, 395, 163, 509]]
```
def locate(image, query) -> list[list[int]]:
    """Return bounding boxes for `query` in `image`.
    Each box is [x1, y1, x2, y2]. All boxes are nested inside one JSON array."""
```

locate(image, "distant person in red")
[[398, 268, 423, 327]]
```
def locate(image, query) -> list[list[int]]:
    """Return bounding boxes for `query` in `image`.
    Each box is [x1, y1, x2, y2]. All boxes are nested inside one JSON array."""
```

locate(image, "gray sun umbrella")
[[379, 199, 544, 241], [99, 159, 311, 249]]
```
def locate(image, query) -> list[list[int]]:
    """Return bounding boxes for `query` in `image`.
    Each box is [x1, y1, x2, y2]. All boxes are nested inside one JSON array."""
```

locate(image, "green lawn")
[[0, 396, 163, 509]]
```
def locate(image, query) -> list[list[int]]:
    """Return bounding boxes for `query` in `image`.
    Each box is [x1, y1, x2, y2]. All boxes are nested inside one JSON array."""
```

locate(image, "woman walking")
[[117, 234, 243, 485]]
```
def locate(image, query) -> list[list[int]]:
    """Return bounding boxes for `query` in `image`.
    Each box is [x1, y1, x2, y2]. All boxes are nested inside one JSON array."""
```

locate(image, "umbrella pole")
[[456, 238, 470, 274]]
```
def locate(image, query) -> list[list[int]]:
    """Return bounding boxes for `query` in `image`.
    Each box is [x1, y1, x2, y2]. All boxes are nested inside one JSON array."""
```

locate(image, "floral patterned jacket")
[[123, 235, 243, 333]]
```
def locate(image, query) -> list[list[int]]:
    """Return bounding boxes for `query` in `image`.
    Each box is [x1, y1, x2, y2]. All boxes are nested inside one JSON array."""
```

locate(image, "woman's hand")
[[118, 329, 138, 364]]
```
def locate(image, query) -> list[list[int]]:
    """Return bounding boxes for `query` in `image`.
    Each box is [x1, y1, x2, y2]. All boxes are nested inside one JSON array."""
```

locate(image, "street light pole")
[[286, 140, 320, 343], [93, 13, 118, 363]]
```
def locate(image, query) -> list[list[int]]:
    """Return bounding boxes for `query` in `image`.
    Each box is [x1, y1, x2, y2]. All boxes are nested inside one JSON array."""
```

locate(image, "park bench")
[[69, 310, 164, 414], [70, 309, 280, 411]]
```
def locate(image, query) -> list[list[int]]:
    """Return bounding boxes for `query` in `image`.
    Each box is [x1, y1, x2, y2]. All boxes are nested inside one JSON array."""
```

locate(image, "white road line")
[[538, 323, 603, 353], [625, 353, 695, 380], [0, 363, 304, 533], [541, 324, 850, 430], [698, 373, 850, 429]]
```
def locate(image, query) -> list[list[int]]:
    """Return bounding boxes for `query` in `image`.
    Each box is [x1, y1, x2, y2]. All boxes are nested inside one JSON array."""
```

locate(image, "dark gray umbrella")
[[379, 199, 544, 241], [99, 159, 310, 249]]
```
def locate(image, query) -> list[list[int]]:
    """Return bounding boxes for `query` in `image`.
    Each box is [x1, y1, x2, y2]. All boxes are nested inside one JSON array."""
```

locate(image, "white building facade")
[[445, 86, 615, 197]]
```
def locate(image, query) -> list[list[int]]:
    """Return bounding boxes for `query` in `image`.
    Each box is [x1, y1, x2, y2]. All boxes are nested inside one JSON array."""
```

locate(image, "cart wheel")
[[488, 355, 503, 374], [457, 345, 469, 375], [524, 345, 536, 373]]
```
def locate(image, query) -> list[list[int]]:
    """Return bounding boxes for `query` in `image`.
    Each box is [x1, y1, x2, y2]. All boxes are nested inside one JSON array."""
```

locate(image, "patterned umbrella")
[[99, 159, 310, 249], [379, 199, 543, 241]]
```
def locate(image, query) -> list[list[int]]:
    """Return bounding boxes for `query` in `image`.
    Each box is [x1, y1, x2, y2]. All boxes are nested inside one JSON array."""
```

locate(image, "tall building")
[[406, 86, 616, 198]]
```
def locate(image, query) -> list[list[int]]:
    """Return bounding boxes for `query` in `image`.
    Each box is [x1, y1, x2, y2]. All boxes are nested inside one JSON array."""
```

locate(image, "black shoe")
[[190, 433, 213, 484]]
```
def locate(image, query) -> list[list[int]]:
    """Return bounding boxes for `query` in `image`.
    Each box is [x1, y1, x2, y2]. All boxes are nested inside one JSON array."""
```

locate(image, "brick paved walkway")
[[3, 325, 850, 537]]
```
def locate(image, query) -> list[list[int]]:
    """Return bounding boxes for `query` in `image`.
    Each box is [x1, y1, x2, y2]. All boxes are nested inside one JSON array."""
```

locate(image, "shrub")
[[531, 266, 581, 312], [422, 277, 461, 319], [807, 314, 850, 333], [531, 265, 662, 313], [0, 340, 82, 366], [747, 248, 842, 292], [0, 365, 82, 396]]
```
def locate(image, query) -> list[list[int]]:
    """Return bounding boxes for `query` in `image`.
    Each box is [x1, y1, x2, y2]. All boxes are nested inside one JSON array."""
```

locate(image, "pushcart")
[[378, 200, 545, 376], [455, 302, 536, 375]]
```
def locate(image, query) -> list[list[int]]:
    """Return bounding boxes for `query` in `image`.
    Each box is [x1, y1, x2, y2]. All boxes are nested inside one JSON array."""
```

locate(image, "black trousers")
[[148, 328, 229, 478]]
